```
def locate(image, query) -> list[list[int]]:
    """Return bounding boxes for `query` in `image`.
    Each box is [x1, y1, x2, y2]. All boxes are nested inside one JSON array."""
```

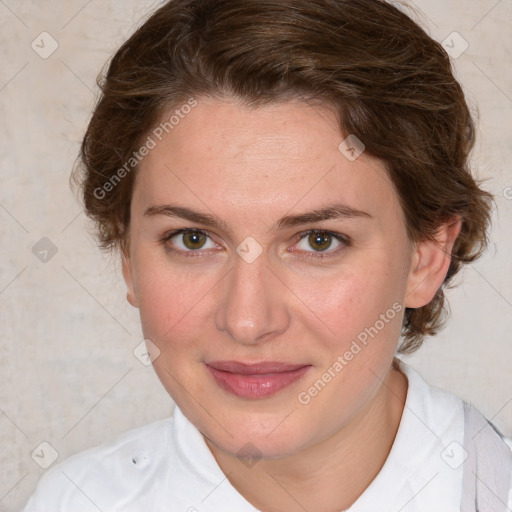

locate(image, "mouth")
[[205, 360, 312, 399]]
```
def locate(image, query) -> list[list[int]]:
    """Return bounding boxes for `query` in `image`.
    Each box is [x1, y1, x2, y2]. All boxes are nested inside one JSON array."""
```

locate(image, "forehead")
[[133, 98, 402, 225]]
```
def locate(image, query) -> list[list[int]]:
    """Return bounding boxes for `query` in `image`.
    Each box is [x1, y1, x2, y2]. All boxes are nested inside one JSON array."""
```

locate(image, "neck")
[[205, 365, 408, 512]]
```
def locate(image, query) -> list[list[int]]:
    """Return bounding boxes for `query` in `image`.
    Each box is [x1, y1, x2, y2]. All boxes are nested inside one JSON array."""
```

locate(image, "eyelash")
[[160, 228, 351, 260]]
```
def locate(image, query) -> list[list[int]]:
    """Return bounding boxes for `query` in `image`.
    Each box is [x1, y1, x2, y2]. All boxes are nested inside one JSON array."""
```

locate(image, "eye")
[[164, 229, 218, 252], [293, 230, 349, 256]]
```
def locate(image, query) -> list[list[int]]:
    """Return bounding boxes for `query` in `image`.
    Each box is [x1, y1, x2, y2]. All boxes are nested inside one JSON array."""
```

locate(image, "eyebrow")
[[144, 203, 372, 231]]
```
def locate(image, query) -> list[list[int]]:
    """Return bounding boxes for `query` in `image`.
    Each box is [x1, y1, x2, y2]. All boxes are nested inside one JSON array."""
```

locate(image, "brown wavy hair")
[[73, 0, 494, 353]]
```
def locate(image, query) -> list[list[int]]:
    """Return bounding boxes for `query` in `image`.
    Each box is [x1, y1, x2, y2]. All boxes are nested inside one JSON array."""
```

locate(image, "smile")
[[205, 361, 312, 399]]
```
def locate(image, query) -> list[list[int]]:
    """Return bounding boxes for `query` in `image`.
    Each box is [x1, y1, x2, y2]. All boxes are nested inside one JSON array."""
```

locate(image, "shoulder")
[[460, 401, 512, 510], [397, 359, 512, 508], [23, 417, 174, 512], [396, 359, 466, 431], [397, 359, 511, 453]]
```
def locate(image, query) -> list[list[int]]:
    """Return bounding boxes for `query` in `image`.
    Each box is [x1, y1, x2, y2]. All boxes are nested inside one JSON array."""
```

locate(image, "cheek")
[[132, 234, 409, 356], [133, 252, 218, 346], [134, 262, 217, 400], [291, 254, 406, 344], [293, 265, 405, 432]]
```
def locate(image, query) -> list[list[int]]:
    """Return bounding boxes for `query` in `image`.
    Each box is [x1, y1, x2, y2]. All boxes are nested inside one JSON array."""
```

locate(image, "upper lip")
[[206, 360, 310, 375]]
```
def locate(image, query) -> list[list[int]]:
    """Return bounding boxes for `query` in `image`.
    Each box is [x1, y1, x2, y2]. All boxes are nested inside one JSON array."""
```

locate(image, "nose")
[[215, 252, 290, 346]]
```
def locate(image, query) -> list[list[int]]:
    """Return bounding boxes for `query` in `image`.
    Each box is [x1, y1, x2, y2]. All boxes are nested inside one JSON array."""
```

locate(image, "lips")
[[205, 360, 311, 399]]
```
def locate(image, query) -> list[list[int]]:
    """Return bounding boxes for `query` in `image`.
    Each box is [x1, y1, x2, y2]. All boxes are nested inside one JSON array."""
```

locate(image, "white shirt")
[[23, 361, 512, 512]]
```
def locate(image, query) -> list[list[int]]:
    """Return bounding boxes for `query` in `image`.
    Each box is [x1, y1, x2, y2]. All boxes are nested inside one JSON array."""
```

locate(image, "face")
[[122, 97, 431, 459]]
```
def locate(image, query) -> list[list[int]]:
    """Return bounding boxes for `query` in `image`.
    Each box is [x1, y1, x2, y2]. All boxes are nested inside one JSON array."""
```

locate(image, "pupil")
[[184, 231, 206, 250], [309, 232, 331, 251]]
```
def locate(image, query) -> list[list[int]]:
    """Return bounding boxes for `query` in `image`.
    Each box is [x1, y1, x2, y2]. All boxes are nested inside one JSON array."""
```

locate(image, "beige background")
[[0, 1, 511, 510]]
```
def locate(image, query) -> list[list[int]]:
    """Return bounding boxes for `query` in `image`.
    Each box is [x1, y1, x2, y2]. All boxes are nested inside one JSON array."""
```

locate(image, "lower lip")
[[206, 365, 311, 399]]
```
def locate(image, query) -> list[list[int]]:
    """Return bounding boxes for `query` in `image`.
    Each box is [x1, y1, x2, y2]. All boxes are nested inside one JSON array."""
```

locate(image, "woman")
[[24, 0, 512, 510]]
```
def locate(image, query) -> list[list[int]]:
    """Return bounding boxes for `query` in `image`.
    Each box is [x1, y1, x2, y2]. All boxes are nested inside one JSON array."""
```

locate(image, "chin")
[[201, 409, 315, 460], [213, 431, 307, 460]]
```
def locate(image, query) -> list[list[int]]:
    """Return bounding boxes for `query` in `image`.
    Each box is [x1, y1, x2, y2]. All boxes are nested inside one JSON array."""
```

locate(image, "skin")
[[122, 97, 461, 511]]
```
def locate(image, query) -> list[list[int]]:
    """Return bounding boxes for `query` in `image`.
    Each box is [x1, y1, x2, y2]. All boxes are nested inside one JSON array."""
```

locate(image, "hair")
[[73, 0, 494, 354]]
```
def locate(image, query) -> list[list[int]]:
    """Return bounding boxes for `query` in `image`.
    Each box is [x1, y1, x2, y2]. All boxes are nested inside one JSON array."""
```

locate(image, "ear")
[[405, 217, 462, 308], [121, 248, 139, 308]]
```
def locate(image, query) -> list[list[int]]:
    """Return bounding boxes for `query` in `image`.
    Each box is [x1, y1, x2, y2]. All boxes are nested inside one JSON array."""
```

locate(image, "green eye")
[[295, 230, 346, 255], [166, 230, 216, 251], [182, 231, 207, 250], [307, 232, 333, 251]]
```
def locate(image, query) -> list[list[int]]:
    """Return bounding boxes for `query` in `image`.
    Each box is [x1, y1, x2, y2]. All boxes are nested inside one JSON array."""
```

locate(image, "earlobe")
[[121, 250, 139, 308], [405, 217, 462, 309]]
